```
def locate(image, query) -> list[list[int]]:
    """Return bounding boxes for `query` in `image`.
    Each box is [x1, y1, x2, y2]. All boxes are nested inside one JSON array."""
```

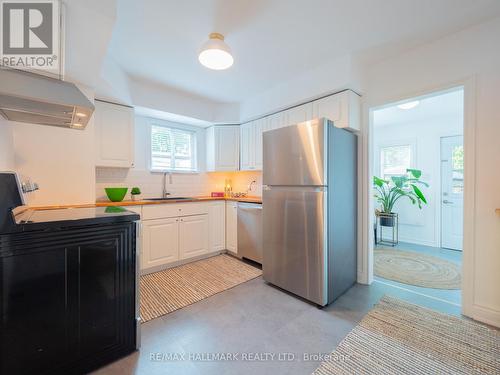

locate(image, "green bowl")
[[105, 187, 128, 202]]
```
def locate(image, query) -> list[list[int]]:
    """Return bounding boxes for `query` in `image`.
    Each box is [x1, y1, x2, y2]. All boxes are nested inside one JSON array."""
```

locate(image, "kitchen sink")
[[144, 197, 193, 201]]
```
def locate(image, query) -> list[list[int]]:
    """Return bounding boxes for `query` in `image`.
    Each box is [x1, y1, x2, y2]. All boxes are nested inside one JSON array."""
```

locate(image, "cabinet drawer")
[[142, 202, 209, 220]]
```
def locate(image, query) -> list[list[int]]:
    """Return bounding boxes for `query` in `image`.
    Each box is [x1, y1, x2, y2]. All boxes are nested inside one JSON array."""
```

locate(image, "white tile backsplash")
[[95, 168, 262, 201], [96, 168, 229, 200]]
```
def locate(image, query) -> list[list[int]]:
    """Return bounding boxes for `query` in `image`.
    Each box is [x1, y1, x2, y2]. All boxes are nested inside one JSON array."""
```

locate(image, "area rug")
[[140, 254, 262, 322], [312, 296, 500, 375], [374, 248, 461, 289]]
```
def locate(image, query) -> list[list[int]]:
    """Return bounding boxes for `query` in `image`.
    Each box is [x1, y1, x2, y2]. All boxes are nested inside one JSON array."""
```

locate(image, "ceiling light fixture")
[[198, 33, 233, 70], [397, 100, 420, 110]]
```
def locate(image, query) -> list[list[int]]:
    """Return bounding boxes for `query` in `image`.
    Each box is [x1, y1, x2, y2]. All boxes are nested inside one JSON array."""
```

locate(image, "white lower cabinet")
[[141, 201, 228, 271], [209, 201, 226, 252], [179, 214, 209, 260], [142, 217, 179, 269], [225, 201, 238, 254]]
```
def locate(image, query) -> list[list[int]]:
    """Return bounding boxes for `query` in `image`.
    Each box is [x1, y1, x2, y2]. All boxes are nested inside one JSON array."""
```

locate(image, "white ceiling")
[[373, 88, 464, 127], [108, 0, 500, 104]]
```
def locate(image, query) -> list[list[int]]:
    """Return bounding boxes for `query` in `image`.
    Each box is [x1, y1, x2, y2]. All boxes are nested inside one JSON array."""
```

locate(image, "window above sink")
[[150, 123, 198, 173]]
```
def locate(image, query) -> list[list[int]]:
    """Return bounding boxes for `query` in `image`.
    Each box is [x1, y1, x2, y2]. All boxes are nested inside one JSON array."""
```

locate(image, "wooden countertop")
[[30, 196, 262, 210]]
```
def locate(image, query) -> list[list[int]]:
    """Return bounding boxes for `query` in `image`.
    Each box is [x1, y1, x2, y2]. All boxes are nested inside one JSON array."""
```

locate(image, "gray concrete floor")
[[374, 241, 462, 305], [92, 272, 461, 375]]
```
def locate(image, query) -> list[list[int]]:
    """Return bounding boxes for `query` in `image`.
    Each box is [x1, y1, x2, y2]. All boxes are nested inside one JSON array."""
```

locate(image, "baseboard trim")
[[470, 304, 500, 328], [141, 250, 226, 275]]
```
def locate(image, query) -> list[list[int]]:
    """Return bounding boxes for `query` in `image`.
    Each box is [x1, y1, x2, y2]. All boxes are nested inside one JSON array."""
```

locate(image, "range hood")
[[0, 69, 94, 130]]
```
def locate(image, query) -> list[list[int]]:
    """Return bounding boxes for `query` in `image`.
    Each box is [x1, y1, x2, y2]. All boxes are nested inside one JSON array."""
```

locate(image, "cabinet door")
[[215, 126, 240, 171], [209, 201, 226, 252], [312, 91, 360, 131], [95, 100, 135, 168], [179, 214, 209, 260], [267, 112, 286, 131], [254, 119, 264, 170], [240, 122, 254, 170], [285, 102, 314, 126], [142, 218, 179, 269], [225, 201, 238, 254], [312, 94, 341, 123]]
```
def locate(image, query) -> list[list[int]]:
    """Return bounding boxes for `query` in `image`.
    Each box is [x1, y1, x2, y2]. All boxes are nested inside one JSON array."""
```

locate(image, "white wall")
[[128, 78, 240, 125], [239, 54, 358, 122], [8, 87, 96, 206], [0, 119, 15, 170], [361, 16, 500, 326], [373, 112, 463, 247]]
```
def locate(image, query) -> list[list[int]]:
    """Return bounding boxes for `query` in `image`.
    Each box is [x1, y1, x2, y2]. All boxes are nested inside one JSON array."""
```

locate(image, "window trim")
[[377, 139, 417, 180], [148, 120, 198, 173]]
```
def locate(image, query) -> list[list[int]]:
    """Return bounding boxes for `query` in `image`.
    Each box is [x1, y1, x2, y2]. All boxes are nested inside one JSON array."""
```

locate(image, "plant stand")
[[376, 212, 399, 247]]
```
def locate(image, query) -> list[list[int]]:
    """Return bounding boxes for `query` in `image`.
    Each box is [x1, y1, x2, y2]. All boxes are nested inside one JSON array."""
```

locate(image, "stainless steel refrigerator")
[[262, 118, 357, 306]]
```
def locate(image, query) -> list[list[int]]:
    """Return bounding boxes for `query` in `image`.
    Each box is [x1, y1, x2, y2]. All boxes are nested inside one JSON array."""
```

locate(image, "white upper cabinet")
[[283, 102, 314, 127], [253, 118, 264, 170], [206, 125, 240, 171], [265, 112, 286, 132], [240, 118, 265, 171], [94, 100, 135, 168], [312, 90, 360, 131], [240, 122, 254, 171]]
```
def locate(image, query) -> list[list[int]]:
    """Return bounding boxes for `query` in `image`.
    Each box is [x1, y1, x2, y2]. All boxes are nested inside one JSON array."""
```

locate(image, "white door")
[[225, 201, 238, 254], [215, 126, 240, 171], [142, 218, 179, 269], [441, 136, 464, 250], [209, 202, 226, 252], [95, 100, 135, 168], [254, 119, 263, 170], [240, 122, 254, 170], [179, 214, 209, 260], [285, 102, 313, 127]]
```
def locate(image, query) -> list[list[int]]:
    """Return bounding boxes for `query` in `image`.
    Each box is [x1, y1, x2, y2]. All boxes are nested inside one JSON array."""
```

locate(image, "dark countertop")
[[11, 206, 140, 233]]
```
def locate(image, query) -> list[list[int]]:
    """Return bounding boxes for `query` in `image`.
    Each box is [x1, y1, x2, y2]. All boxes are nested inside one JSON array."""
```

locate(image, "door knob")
[[443, 200, 453, 204]]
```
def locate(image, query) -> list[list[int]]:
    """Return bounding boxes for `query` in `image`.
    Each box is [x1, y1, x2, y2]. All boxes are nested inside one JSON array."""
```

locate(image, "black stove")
[[0, 172, 140, 374]]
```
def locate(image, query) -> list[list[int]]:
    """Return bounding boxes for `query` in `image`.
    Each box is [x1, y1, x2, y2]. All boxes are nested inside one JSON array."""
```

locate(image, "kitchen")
[[1, 1, 500, 375]]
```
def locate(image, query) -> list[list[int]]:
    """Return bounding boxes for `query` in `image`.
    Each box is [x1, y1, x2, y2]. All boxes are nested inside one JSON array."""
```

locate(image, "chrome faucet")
[[162, 172, 171, 198], [247, 180, 257, 195]]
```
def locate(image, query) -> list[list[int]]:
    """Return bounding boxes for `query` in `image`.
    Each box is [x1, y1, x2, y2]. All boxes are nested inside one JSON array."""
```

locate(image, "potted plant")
[[131, 187, 142, 201], [373, 169, 428, 227]]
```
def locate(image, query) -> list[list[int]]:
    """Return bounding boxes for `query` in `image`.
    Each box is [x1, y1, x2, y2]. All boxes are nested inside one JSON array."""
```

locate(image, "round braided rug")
[[374, 248, 461, 289]]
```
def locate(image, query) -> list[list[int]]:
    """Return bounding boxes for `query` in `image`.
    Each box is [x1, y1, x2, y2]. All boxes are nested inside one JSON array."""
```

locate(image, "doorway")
[[370, 87, 464, 307]]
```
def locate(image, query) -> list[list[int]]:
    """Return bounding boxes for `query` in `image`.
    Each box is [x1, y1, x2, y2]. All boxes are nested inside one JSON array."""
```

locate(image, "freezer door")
[[263, 119, 327, 186], [262, 186, 327, 305]]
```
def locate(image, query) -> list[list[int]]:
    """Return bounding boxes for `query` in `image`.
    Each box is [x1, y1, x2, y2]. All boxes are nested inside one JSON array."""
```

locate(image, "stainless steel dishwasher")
[[237, 202, 263, 264]]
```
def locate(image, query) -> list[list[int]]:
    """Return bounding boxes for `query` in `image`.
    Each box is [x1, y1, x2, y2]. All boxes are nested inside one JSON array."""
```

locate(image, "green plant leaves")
[[391, 176, 406, 188], [373, 176, 386, 187], [407, 168, 422, 178], [411, 184, 427, 204], [373, 169, 429, 213]]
